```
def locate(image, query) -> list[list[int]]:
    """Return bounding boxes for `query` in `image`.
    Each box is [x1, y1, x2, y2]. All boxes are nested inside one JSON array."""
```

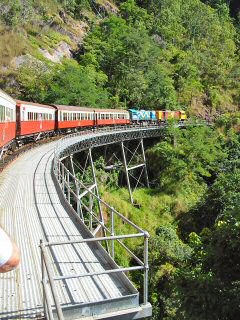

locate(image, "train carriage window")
[[0, 105, 5, 122], [6, 108, 10, 121]]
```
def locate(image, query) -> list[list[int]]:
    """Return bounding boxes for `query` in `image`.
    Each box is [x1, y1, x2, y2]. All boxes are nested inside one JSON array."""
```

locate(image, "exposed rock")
[[11, 54, 48, 71], [51, 19, 88, 45], [39, 41, 73, 63], [95, 0, 119, 16]]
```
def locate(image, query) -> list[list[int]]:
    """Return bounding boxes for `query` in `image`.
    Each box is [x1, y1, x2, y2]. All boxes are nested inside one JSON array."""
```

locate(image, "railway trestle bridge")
[[0, 125, 167, 320]]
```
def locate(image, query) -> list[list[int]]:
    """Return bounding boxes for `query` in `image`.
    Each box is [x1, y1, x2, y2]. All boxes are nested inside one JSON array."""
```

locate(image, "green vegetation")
[[0, 0, 239, 114], [92, 118, 240, 319], [0, 0, 240, 318]]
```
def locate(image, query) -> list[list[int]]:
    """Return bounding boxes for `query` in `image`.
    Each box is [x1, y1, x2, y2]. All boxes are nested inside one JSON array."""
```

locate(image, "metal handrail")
[[41, 125, 153, 319]]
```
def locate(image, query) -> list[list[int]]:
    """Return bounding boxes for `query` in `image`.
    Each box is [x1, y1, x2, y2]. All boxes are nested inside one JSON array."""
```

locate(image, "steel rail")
[[53, 266, 144, 281], [46, 233, 145, 246]]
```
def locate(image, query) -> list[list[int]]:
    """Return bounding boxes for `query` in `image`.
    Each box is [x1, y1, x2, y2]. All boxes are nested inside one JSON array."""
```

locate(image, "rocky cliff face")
[[0, 0, 115, 95]]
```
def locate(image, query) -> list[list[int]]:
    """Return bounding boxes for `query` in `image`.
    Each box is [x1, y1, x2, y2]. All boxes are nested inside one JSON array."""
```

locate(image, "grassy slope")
[[0, 0, 92, 93]]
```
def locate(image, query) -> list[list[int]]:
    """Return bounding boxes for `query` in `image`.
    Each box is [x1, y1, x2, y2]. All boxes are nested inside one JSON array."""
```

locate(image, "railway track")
[[0, 136, 61, 173]]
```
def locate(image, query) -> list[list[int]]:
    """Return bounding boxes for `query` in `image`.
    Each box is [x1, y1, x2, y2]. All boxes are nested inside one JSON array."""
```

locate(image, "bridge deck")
[[0, 141, 142, 319]]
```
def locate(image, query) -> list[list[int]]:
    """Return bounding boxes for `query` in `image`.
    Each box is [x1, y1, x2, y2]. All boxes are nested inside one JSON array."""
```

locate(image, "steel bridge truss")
[[43, 159, 150, 319], [64, 151, 106, 238], [121, 139, 149, 204], [41, 126, 165, 319]]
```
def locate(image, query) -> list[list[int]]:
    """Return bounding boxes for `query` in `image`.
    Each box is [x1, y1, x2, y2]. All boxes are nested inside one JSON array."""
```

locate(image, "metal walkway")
[[0, 127, 160, 319]]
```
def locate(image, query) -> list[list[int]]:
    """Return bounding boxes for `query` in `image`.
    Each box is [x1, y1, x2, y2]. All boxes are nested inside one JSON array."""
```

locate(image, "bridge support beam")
[[66, 149, 107, 241], [121, 139, 149, 205]]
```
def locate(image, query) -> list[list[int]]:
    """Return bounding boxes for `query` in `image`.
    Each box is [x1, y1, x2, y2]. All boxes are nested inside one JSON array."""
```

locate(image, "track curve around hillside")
[[0, 141, 138, 319]]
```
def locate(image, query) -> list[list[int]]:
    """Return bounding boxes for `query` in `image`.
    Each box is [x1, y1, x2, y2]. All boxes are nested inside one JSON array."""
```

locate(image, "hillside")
[[0, 0, 239, 116]]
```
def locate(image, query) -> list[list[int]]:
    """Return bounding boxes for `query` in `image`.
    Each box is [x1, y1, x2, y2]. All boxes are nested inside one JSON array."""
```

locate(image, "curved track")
[[0, 141, 138, 319]]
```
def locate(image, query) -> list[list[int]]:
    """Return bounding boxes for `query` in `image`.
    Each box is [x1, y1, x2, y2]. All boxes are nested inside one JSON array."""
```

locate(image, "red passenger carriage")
[[16, 101, 56, 137], [0, 90, 16, 151], [54, 105, 130, 132]]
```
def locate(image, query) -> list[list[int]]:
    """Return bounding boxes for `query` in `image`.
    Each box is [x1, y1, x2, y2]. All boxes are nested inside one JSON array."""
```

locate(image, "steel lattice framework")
[[40, 125, 166, 320], [55, 125, 165, 160]]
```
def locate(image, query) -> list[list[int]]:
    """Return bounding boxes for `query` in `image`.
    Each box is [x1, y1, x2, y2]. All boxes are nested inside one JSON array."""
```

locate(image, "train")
[[0, 89, 187, 158]]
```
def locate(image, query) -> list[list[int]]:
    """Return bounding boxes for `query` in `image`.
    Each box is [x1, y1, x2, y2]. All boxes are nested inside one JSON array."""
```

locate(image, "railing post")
[[67, 169, 70, 203], [143, 232, 149, 305], [111, 208, 115, 259], [40, 240, 55, 320], [40, 240, 64, 320], [89, 193, 93, 232], [61, 162, 65, 193]]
